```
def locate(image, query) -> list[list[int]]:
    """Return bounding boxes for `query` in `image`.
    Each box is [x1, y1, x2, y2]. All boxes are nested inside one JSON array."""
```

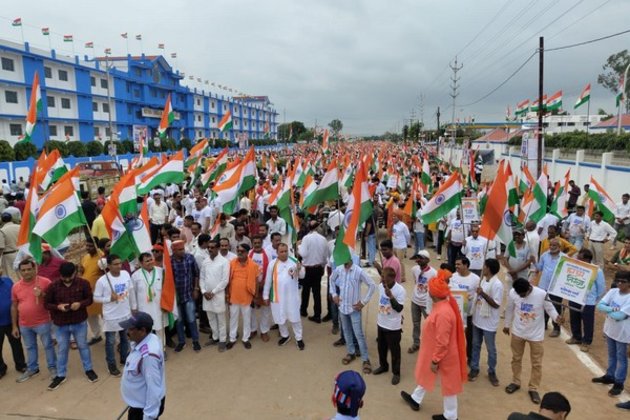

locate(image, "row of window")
[[91, 77, 108, 89], [44, 66, 69, 81], [8, 124, 74, 137], [93, 102, 110, 113]]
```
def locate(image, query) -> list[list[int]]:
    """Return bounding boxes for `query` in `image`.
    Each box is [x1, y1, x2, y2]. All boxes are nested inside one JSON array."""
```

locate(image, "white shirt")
[[462, 236, 488, 270], [202, 206, 215, 230], [472, 275, 503, 332], [448, 219, 465, 243], [191, 208, 207, 228], [220, 251, 237, 262], [587, 220, 617, 242], [413, 209, 425, 233], [525, 230, 541, 262], [93, 271, 133, 331], [615, 201, 630, 225], [240, 196, 252, 212], [266, 217, 287, 236], [327, 209, 344, 232], [537, 213, 559, 241], [149, 201, 168, 225], [410, 264, 437, 306], [601, 289, 630, 343], [564, 213, 590, 237], [504, 286, 559, 341], [450, 272, 480, 317], [200, 254, 230, 313], [391, 221, 411, 249], [377, 283, 406, 331], [298, 231, 330, 266]]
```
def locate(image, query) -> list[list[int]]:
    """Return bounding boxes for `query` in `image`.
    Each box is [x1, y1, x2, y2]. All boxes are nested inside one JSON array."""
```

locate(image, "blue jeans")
[[56, 321, 93, 377], [176, 300, 199, 343], [470, 325, 497, 374], [20, 322, 56, 373], [105, 330, 129, 367], [340, 311, 369, 361], [606, 336, 628, 385], [414, 231, 425, 255], [366, 234, 376, 265], [569, 235, 584, 250]]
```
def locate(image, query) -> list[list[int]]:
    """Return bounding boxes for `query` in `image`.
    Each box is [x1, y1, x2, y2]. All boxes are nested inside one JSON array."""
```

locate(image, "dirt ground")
[[1, 247, 628, 420]]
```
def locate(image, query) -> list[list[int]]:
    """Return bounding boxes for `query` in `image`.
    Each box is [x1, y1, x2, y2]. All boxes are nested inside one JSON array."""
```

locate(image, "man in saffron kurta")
[[227, 244, 259, 350], [401, 269, 467, 420]]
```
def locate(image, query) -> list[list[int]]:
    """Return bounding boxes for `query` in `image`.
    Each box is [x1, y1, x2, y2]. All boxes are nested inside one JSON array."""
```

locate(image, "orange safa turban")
[[428, 269, 452, 298]]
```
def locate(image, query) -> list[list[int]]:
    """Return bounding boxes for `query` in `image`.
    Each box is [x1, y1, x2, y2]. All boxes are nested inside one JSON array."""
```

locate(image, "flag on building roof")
[[104, 48, 111, 55], [546, 90, 563, 112], [63, 35, 73, 42], [479, 160, 516, 257], [158, 43, 165, 49], [574, 83, 591, 109], [17, 172, 41, 263], [505, 105, 512, 121], [12, 18, 22, 27], [515, 99, 529, 117], [101, 196, 137, 262], [531, 95, 547, 112], [343, 161, 372, 251], [309, 161, 339, 207], [218, 110, 233, 132], [121, 32, 128, 39], [41, 27, 49, 35], [616, 76, 625, 107], [135, 34, 142, 40], [171, 53, 177, 58], [32, 178, 86, 256], [84, 42, 94, 48], [588, 176, 617, 224], [550, 169, 570, 219], [20, 71, 42, 144], [157, 94, 174, 139], [421, 172, 462, 224]]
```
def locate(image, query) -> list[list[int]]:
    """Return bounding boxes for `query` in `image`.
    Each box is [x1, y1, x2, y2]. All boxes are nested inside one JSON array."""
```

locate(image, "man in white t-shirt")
[[408, 251, 437, 354], [446, 211, 466, 269], [390, 213, 411, 261], [469, 258, 503, 387], [450, 256, 480, 361], [461, 225, 488, 277], [537, 213, 559, 241], [612, 193, 630, 248], [503, 278, 564, 404], [372, 267, 406, 386]]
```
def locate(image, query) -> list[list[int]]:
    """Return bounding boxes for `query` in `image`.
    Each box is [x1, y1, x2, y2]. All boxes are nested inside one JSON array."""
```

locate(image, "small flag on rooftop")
[[158, 43, 165, 49], [63, 35, 73, 42], [41, 27, 50, 35], [170, 52, 177, 58], [85, 42, 93, 48], [104, 48, 111, 55], [135, 34, 142, 40], [121, 32, 128, 39], [12, 18, 22, 27]]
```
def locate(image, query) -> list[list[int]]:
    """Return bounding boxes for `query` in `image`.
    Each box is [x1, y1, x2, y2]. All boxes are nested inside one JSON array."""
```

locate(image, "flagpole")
[[20, 25, 25, 46], [125, 37, 129, 55], [586, 95, 590, 141]]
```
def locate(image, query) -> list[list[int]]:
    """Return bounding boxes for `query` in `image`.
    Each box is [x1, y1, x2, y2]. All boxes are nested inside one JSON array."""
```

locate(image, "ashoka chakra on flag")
[[55, 204, 66, 219]]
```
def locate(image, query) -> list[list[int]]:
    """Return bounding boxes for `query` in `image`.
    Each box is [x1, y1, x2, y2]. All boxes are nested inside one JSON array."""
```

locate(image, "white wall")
[[0, 86, 27, 115], [46, 92, 78, 119], [43, 61, 76, 91], [0, 52, 24, 83]]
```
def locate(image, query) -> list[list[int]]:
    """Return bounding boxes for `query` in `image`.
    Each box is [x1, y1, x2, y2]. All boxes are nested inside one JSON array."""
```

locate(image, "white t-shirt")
[[537, 213, 559, 241], [601, 289, 630, 343], [449, 219, 465, 243], [413, 209, 425, 233], [391, 221, 410, 249], [450, 272, 480, 316], [377, 283, 406, 331], [472, 276, 503, 332], [504, 286, 559, 341], [191, 208, 207, 227], [410, 265, 437, 306], [463, 236, 488, 270], [93, 271, 133, 331]]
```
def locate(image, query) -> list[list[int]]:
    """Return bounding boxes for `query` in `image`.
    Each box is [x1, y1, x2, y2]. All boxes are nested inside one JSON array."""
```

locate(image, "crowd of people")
[[1, 142, 629, 419]]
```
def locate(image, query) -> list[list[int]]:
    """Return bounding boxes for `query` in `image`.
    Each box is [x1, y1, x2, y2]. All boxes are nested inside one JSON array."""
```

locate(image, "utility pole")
[[449, 57, 463, 143], [436, 106, 441, 154], [537, 37, 544, 178], [418, 93, 425, 128]]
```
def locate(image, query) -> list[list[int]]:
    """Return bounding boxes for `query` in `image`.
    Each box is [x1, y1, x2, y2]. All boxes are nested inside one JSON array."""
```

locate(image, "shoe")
[[609, 383, 624, 397], [436, 255, 441, 260], [308, 316, 322, 324], [549, 329, 560, 338], [193, 341, 201, 352], [392, 375, 400, 385], [400, 391, 420, 411], [226, 342, 234, 350], [204, 339, 219, 347], [108, 365, 121, 377], [199, 326, 212, 334], [300, 311, 308, 317], [505, 383, 521, 394], [88, 336, 102, 346], [218, 342, 227, 353], [47, 376, 66, 391], [16, 369, 40, 383], [297, 340, 305, 351], [331, 325, 339, 335], [322, 314, 332, 322], [468, 369, 479, 382], [261, 333, 270, 342], [407, 344, 419, 354], [616, 401, 630, 410], [174, 343, 186, 353], [432, 415, 453, 420], [565, 337, 581, 345], [372, 366, 388, 375], [362, 360, 372, 374], [580, 344, 590, 352], [270, 324, 279, 330], [488, 373, 500, 387], [529, 391, 541, 404], [249, 331, 258, 340], [85, 370, 99, 383], [243, 341, 252, 350], [278, 336, 291, 346], [592, 375, 615, 385], [333, 338, 346, 347]]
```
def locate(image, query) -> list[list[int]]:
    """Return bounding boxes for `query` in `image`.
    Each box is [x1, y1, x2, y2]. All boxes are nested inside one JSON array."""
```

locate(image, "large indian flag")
[[113, 170, 138, 218], [237, 147, 257, 196], [157, 94, 174, 139], [479, 160, 516, 257], [421, 172, 462, 224], [41, 149, 68, 191], [21, 71, 42, 144], [574, 83, 590, 109], [213, 148, 256, 214], [185, 138, 209, 169], [300, 174, 318, 213], [201, 147, 229, 189], [546, 90, 562, 112], [17, 172, 41, 263], [101, 196, 137, 261], [550, 169, 570, 219], [218, 110, 233, 132], [309, 161, 339, 207], [343, 161, 372, 250], [137, 150, 184, 195], [32, 177, 86, 251], [128, 198, 152, 255], [588, 176, 617, 223]]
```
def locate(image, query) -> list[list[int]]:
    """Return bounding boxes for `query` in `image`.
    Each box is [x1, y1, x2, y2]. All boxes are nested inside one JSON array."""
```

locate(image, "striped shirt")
[[329, 263, 376, 315]]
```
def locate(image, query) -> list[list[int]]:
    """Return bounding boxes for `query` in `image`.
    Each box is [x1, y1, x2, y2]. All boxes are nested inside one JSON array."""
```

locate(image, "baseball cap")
[[119, 311, 154, 331], [411, 250, 430, 260], [332, 370, 366, 417]]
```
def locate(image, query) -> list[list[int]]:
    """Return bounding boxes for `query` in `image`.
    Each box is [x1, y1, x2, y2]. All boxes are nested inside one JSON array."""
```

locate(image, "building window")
[[44, 66, 52, 79], [223, 104, 227, 111], [134, 68, 142, 77], [211, 101, 215, 109], [58, 69, 68, 81], [49, 125, 57, 136], [64, 126, 74, 136], [47, 96, 55, 108], [4, 90, 18, 104], [61, 98, 71, 109], [197, 115, 201, 122], [92, 102, 98, 112], [196, 99, 201, 106], [9, 124, 22, 136], [105, 127, 111, 137], [100, 79, 108, 89], [102, 103, 110, 113], [150, 88, 156, 97], [90, 76, 96, 87], [94, 127, 100, 137], [198, 130, 202, 137], [1, 57, 14, 72]]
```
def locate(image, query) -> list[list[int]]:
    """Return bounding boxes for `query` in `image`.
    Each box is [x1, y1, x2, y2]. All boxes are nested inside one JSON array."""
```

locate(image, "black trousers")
[[150, 223, 164, 245], [0, 324, 26, 373], [300, 265, 324, 318], [128, 397, 165, 420], [377, 326, 402, 375], [466, 315, 473, 362], [544, 295, 563, 331]]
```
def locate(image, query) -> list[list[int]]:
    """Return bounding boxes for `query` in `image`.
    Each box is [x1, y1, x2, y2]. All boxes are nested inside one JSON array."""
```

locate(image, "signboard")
[[461, 197, 480, 224], [520, 130, 542, 178], [547, 255, 598, 305], [132, 125, 148, 151], [386, 175, 398, 189], [451, 290, 468, 323], [238, 132, 249, 149], [141, 107, 180, 120]]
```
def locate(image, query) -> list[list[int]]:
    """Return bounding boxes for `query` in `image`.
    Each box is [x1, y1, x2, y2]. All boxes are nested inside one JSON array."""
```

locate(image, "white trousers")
[[87, 314, 102, 338], [207, 310, 227, 342], [411, 385, 458, 420], [250, 305, 272, 334], [229, 304, 251, 343], [278, 320, 303, 341]]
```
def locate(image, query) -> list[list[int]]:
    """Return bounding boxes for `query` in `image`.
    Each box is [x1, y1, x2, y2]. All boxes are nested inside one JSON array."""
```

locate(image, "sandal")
[[505, 383, 521, 394], [362, 360, 372, 374], [342, 354, 356, 365]]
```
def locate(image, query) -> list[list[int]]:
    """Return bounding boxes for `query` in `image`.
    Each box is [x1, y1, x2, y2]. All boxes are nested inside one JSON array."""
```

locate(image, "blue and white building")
[[0, 38, 278, 148]]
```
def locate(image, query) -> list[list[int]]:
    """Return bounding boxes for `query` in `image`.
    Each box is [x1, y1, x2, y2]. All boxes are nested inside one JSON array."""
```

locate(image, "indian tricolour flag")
[[343, 161, 372, 250], [41, 149, 68, 191], [341, 157, 355, 189], [113, 170, 138, 218], [300, 174, 318, 214], [322, 129, 330, 153], [101, 196, 137, 262], [546, 90, 562, 111], [550, 169, 570, 219], [185, 138, 208, 169], [137, 150, 184, 195], [309, 161, 339, 207], [421, 156, 432, 190], [588, 176, 617, 224], [277, 177, 296, 241], [201, 148, 230, 189], [213, 148, 256, 214], [128, 198, 152, 255], [157, 94, 174, 139], [21, 71, 42, 144], [32, 177, 86, 253], [237, 147, 257, 196], [515, 99, 529, 117], [218, 110, 233, 132], [17, 172, 41, 263], [574, 83, 590, 109], [420, 172, 462, 224], [479, 160, 516, 257], [531, 95, 547, 112]]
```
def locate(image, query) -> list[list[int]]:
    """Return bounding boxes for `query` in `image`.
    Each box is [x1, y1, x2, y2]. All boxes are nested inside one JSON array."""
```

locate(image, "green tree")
[[66, 141, 87, 157], [179, 137, 192, 151], [328, 119, 343, 139], [86, 141, 104, 156], [278, 121, 307, 141], [0, 140, 15, 162], [14, 141, 37, 161], [121, 140, 134, 154], [44, 140, 69, 157], [402, 124, 409, 140], [598, 49, 630, 113], [408, 122, 423, 141]]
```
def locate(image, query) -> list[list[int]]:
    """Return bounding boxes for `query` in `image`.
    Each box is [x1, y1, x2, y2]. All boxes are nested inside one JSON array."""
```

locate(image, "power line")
[[546, 27, 630, 52], [548, 0, 611, 40], [454, 0, 513, 59]]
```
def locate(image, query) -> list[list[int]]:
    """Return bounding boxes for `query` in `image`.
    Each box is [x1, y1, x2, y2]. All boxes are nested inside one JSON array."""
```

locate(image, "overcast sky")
[[1, 0, 629, 135]]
